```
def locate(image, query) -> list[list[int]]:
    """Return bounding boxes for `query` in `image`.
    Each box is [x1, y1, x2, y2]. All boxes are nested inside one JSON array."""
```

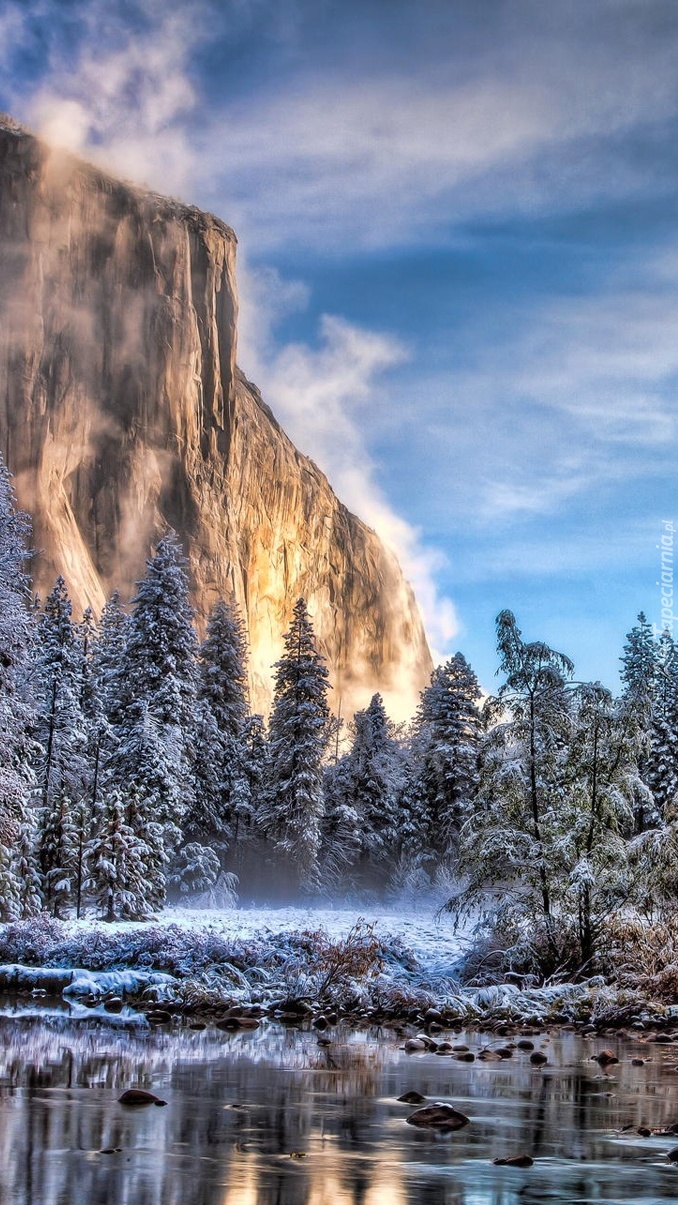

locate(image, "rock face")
[[0, 116, 432, 717]]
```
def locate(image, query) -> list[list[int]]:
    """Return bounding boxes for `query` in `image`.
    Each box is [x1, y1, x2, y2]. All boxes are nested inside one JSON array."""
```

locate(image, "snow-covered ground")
[[165, 904, 469, 976], [0, 905, 664, 1027]]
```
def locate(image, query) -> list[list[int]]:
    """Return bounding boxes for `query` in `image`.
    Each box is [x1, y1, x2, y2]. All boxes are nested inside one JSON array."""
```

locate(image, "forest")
[[1, 454, 677, 983]]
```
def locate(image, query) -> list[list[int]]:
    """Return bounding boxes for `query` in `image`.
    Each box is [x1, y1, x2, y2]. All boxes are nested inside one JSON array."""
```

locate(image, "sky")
[[1, 0, 677, 692]]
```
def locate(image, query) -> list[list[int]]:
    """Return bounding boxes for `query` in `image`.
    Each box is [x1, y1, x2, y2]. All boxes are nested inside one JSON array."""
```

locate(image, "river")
[[0, 1011, 677, 1203]]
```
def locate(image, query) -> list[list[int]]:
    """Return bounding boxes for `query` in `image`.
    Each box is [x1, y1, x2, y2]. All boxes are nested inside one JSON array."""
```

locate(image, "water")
[[0, 1013, 677, 1203]]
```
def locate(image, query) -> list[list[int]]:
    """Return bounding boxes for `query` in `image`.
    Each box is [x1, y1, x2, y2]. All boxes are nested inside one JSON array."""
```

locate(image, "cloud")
[[6, 0, 678, 253], [8, 0, 207, 195], [238, 267, 459, 659]]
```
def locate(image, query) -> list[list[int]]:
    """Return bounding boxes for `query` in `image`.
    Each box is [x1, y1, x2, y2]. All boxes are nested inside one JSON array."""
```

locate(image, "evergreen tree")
[[37, 789, 79, 918], [564, 683, 646, 965], [34, 578, 88, 915], [454, 611, 574, 960], [93, 591, 131, 724], [260, 599, 330, 886], [0, 456, 38, 917], [111, 536, 199, 863], [104, 702, 176, 906], [186, 599, 252, 859], [199, 599, 249, 739], [120, 535, 199, 728], [411, 653, 483, 860], [86, 787, 158, 921], [645, 631, 678, 819], [322, 694, 404, 887], [620, 612, 657, 706]]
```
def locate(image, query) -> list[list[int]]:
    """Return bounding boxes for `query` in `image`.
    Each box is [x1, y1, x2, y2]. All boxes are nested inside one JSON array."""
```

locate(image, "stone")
[[216, 1016, 260, 1031], [516, 1039, 534, 1051], [146, 1010, 173, 1025], [667, 1146, 678, 1163], [404, 1038, 427, 1053], [397, 1091, 426, 1104], [0, 117, 432, 720], [529, 1052, 548, 1067], [118, 1089, 167, 1106], [406, 1104, 470, 1131], [492, 1155, 534, 1168], [592, 1049, 619, 1067], [453, 1051, 476, 1062], [103, 997, 124, 1013]]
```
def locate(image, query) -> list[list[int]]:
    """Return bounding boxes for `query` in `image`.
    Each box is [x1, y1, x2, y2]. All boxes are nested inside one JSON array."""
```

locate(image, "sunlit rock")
[[0, 115, 432, 718]]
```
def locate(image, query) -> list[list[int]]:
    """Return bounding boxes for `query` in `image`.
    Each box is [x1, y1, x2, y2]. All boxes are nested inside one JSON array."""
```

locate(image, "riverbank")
[[0, 907, 675, 1035]]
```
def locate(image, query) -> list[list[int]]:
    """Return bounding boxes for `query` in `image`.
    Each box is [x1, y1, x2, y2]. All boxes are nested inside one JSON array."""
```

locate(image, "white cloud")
[[16, 0, 206, 194]]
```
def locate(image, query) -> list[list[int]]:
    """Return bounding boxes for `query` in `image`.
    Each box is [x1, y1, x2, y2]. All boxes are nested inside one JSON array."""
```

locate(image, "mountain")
[[0, 114, 432, 718]]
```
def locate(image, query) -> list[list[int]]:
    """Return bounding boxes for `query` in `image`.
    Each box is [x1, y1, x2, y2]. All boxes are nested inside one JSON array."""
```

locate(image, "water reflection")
[[0, 1017, 677, 1203]]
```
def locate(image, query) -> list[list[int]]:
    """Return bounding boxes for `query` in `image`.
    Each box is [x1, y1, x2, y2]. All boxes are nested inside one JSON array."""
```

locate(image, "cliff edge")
[[0, 117, 432, 717]]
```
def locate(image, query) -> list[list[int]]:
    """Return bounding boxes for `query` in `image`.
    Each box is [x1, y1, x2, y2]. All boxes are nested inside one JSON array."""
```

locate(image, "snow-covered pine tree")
[[199, 599, 249, 739], [620, 612, 659, 828], [411, 653, 483, 861], [564, 682, 646, 966], [186, 599, 252, 862], [645, 630, 678, 819], [120, 535, 199, 728], [167, 842, 221, 899], [93, 591, 130, 724], [0, 454, 39, 918], [34, 578, 89, 916], [259, 599, 330, 887], [103, 702, 176, 907], [620, 612, 657, 706], [322, 693, 404, 888], [110, 535, 199, 868], [453, 611, 574, 963], [86, 787, 158, 921]]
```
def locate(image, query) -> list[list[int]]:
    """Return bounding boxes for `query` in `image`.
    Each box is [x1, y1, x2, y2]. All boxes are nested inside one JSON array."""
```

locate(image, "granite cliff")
[[0, 115, 432, 717]]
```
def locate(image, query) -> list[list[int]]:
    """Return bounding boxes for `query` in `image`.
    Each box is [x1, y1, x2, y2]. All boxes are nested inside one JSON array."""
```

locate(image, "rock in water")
[[397, 1091, 427, 1104], [0, 116, 432, 719], [492, 1155, 534, 1168], [529, 1052, 548, 1067], [118, 1089, 167, 1106], [592, 1049, 619, 1067], [406, 1104, 470, 1131]]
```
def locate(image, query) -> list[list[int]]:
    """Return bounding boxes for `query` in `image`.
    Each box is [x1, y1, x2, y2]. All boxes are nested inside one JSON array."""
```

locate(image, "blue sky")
[[1, 0, 677, 692]]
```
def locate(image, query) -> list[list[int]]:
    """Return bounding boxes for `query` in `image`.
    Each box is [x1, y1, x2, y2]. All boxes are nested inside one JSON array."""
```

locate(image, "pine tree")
[[645, 631, 678, 819], [104, 702, 177, 906], [86, 787, 158, 921], [120, 535, 199, 728], [322, 694, 404, 887], [0, 456, 39, 918], [260, 599, 330, 886], [454, 611, 574, 961], [564, 683, 646, 965], [620, 612, 657, 706], [37, 789, 79, 918], [199, 599, 249, 739], [93, 591, 130, 724], [110, 536, 199, 866], [186, 599, 252, 858], [34, 578, 89, 915], [411, 653, 483, 860]]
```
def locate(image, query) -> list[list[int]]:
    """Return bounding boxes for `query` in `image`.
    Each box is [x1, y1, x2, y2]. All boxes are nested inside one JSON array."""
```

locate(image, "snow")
[[57, 902, 469, 976], [0, 962, 174, 999]]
